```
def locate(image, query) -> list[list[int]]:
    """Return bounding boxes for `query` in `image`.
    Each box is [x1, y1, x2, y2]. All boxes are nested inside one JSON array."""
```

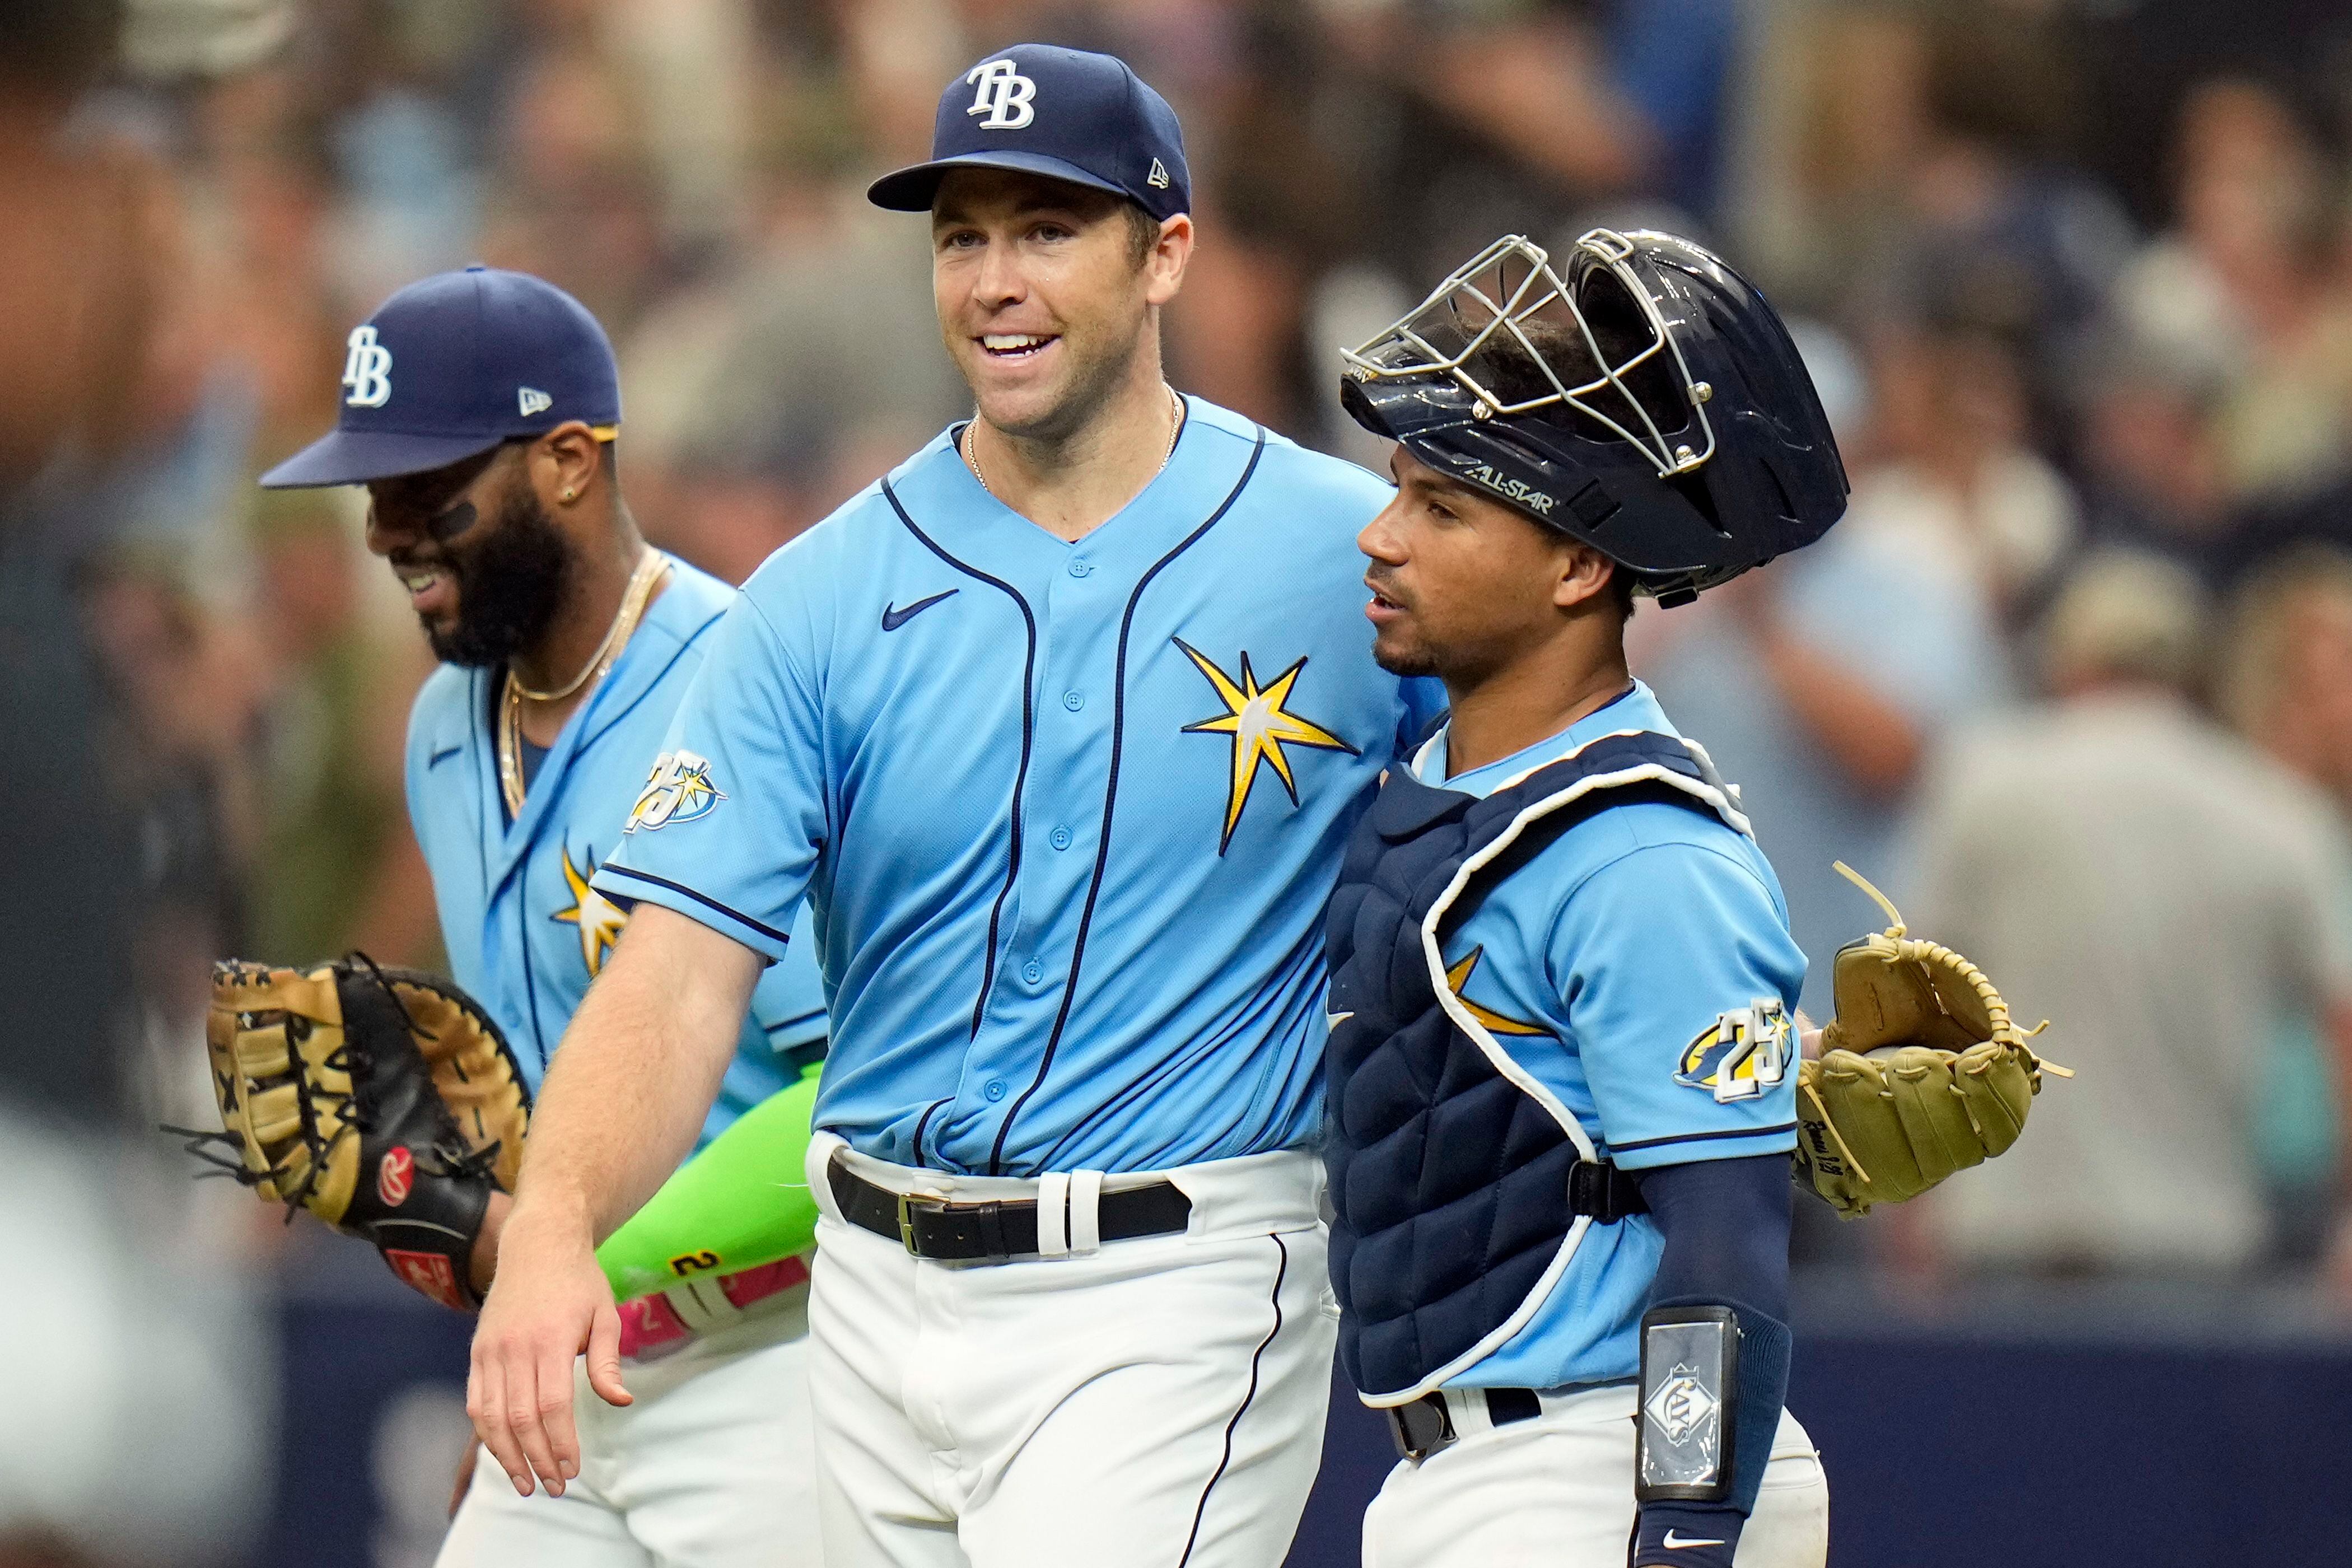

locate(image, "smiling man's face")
[[363, 441, 572, 667], [931, 167, 1173, 442]]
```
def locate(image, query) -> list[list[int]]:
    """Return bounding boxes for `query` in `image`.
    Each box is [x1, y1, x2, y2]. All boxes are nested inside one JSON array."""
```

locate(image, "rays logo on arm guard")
[[1637, 1305, 1739, 1502]]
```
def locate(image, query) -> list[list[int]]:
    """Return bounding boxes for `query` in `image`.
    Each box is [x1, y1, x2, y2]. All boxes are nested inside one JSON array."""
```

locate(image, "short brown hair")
[[1043, 181, 1161, 270], [1119, 200, 1160, 268]]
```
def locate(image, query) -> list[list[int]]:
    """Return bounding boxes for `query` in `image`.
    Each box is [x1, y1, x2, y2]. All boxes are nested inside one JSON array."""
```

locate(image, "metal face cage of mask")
[[1340, 230, 1718, 480]]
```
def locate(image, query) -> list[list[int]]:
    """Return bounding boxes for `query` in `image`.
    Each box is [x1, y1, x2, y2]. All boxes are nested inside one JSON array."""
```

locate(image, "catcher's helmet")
[[1340, 229, 1847, 605]]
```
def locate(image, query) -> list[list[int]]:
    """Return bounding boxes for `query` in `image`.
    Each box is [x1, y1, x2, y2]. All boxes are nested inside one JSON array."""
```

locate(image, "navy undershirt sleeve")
[[1637, 1152, 1791, 1320], [1628, 1154, 1794, 1566]]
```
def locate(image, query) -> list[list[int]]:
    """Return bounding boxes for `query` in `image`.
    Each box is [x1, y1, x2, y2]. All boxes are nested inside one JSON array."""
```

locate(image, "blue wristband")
[[1632, 1501, 1743, 1567]]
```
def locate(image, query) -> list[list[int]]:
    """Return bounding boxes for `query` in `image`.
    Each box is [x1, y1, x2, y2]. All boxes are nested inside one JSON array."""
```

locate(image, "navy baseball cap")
[[867, 44, 1190, 223], [259, 266, 621, 489]]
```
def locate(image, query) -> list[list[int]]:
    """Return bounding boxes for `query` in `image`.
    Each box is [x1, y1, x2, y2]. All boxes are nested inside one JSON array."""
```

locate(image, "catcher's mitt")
[[172, 956, 530, 1308], [1793, 865, 2068, 1218]]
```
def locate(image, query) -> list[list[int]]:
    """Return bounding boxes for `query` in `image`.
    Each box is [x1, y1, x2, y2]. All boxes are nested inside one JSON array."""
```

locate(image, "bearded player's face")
[[931, 169, 1175, 442], [365, 445, 571, 668], [1358, 445, 1593, 685]]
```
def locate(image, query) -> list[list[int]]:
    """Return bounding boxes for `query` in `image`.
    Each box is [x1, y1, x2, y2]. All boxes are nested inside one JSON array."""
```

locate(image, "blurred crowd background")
[[8, 0, 2352, 1564]]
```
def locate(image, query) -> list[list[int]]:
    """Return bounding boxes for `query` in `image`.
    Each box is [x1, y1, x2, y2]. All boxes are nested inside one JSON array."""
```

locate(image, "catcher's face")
[[931, 169, 1190, 443], [365, 443, 572, 667], [1359, 445, 1614, 684]]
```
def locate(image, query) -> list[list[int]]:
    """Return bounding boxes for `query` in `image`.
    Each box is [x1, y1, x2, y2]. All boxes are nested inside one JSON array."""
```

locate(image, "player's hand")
[[466, 1198, 631, 1499]]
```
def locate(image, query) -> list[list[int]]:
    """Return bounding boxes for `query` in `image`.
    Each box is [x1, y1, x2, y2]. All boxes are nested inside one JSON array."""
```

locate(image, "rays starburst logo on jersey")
[[1174, 638, 1358, 854], [1673, 1001, 1790, 1103], [627, 749, 726, 832], [552, 842, 629, 976], [1444, 948, 1548, 1037]]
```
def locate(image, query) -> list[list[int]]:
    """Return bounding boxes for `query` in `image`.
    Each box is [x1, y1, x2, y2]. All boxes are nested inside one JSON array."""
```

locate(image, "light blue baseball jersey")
[[592, 398, 1445, 1176], [1410, 680, 1805, 1389], [405, 554, 827, 1155]]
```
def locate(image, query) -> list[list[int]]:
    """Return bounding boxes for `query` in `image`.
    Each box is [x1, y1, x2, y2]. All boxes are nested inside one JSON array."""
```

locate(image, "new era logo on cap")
[[519, 387, 553, 417], [1148, 158, 1170, 190]]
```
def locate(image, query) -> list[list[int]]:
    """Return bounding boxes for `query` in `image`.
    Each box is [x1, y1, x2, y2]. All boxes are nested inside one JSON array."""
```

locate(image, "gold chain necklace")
[[962, 385, 1185, 500], [508, 547, 668, 702], [500, 548, 669, 816]]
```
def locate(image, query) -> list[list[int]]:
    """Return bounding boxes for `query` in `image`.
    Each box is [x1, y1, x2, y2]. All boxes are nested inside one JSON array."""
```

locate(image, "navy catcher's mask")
[[1340, 229, 1847, 605]]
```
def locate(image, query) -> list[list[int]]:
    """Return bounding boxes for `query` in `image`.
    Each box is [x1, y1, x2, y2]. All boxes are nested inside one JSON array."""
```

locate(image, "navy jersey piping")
[[473, 668, 550, 1063], [515, 876, 550, 1066], [1608, 1120, 1799, 1155], [571, 627, 703, 759], [598, 863, 792, 947], [469, 669, 493, 963], [1176, 1230, 1287, 1568], [882, 476, 1039, 1041], [988, 428, 1268, 1174], [910, 1097, 949, 1167], [485, 669, 515, 828]]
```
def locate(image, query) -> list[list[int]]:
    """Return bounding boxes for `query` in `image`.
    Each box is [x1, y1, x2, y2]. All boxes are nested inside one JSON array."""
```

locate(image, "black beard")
[[1371, 639, 1440, 678], [427, 491, 572, 668]]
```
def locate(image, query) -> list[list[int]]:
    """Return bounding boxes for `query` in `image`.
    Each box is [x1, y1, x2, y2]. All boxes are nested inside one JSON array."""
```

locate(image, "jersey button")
[[1049, 826, 1072, 850], [1022, 959, 1044, 984], [1067, 559, 1092, 577], [1062, 690, 1085, 711], [984, 1079, 1007, 1102]]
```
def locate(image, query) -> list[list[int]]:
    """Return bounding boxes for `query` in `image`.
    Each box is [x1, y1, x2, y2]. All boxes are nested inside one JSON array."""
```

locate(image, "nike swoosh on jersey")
[[427, 745, 463, 767], [1324, 1011, 1354, 1030], [880, 589, 959, 631], [1662, 1531, 1727, 1549]]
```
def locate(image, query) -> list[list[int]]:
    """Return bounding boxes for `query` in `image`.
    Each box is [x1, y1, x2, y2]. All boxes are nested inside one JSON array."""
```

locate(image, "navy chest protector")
[[1323, 729, 1752, 1403]]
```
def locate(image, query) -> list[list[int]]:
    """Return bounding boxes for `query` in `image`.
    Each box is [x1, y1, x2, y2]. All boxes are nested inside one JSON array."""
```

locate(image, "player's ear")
[[1552, 540, 1616, 612], [531, 422, 604, 511], [1142, 213, 1194, 307]]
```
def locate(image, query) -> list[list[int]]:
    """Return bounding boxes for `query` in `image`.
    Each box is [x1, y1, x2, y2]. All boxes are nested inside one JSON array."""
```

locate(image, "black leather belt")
[[1387, 1388, 1544, 1460], [827, 1150, 1193, 1263]]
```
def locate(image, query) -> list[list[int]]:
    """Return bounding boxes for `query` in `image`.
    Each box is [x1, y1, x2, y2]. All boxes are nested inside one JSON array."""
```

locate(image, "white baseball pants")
[[438, 1286, 823, 1567], [805, 1135, 1337, 1568], [1361, 1382, 1829, 1567]]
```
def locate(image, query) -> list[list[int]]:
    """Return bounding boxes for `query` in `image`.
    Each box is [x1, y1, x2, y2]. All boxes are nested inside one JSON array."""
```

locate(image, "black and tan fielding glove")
[[172, 958, 531, 1308], [1793, 865, 2068, 1218]]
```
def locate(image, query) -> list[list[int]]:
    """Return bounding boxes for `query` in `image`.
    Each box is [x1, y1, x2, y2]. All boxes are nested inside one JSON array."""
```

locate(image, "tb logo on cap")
[[342, 325, 393, 408], [966, 59, 1037, 130]]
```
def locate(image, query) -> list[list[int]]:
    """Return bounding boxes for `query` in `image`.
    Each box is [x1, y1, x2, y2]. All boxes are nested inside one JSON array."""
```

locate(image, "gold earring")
[[562, 487, 576, 502]]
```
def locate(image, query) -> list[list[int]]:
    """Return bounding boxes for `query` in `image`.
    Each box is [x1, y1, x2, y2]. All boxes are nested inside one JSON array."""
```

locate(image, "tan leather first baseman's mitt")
[[170, 957, 530, 1308], [1793, 865, 2068, 1219]]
